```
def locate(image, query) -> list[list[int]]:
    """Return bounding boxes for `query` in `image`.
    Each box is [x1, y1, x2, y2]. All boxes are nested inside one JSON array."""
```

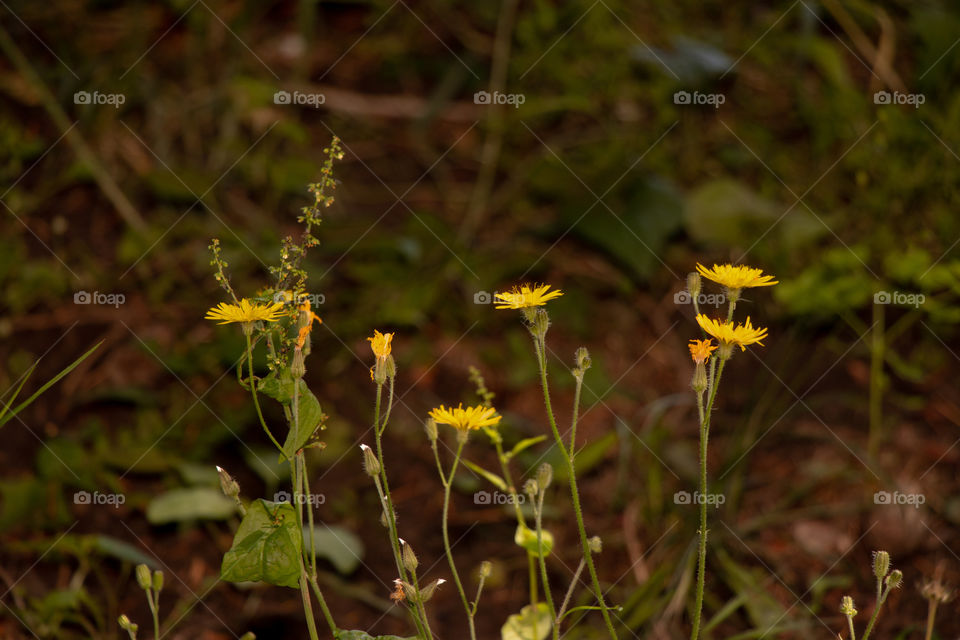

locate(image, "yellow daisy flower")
[[367, 330, 394, 360], [494, 283, 563, 309], [205, 299, 285, 325], [696, 263, 778, 290], [688, 339, 717, 364], [428, 403, 502, 431], [696, 314, 768, 351]]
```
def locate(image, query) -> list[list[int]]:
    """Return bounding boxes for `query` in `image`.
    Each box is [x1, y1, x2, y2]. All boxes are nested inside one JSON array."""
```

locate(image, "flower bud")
[[840, 595, 857, 617], [589, 536, 602, 554], [531, 309, 550, 339], [216, 465, 240, 499], [152, 570, 164, 593], [360, 444, 380, 477], [372, 359, 387, 385], [873, 550, 890, 579], [384, 354, 396, 379], [479, 560, 493, 580], [575, 347, 592, 372], [424, 418, 438, 443], [291, 347, 306, 379], [417, 578, 446, 603], [536, 463, 553, 491], [118, 614, 138, 633], [687, 272, 702, 300], [523, 479, 539, 498], [401, 540, 419, 573], [885, 569, 903, 589], [239, 633, 256, 640], [136, 564, 152, 590]]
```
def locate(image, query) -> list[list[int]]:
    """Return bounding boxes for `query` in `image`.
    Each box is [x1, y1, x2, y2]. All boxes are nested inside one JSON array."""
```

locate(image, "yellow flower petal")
[[695, 314, 768, 351], [494, 283, 563, 309], [428, 403, 502, 431], [696, 263, 778, 290], [204, 299, 285, 325]]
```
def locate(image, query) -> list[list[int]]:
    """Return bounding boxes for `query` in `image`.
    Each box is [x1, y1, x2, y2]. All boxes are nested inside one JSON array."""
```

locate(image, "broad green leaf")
[[506, 436, 548, 460], [259, 370, 324, 458], [221, 500, 301, 588], [501, 603, 552, 640], [336, 630, 417, 640], [514, 524, 553, 558], [146, 488, 237, 524], [302, 525, 365, 575], [462, 459, 507, 491]]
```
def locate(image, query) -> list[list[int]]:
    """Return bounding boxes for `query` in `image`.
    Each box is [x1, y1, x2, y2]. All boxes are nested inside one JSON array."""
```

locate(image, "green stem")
[[307, 574, 339, 638], [847, 614, 857, 640], [440, 439, 477, 640], [556, 559, 586, 626], [534, 491, 559, 640], [924, 600, 937, 640], [245, 333, 284, 454], [529, 554, 539, 640], [533, 336, 618, 639], [861, 583, 888, 640]]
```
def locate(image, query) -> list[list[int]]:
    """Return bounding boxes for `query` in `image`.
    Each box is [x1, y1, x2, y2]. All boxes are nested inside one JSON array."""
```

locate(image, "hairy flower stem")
[[861, 581, 890, 640], [437, 439, 477, 640], [534, 489, 559, 640], [690, 356, 725, 640], [245, 334, 284, 453], [533, 336, 618, 639]]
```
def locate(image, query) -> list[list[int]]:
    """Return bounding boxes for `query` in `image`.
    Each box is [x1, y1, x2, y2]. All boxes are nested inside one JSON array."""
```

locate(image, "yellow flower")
[[428, 403, 502, 431], [367, 330, 394, 360], [494, 283, 563, 309], [205, 299, 285, 325], [688, 339, 717, 363], [696, 314, 768, 351], [696, 263, 778, 290]]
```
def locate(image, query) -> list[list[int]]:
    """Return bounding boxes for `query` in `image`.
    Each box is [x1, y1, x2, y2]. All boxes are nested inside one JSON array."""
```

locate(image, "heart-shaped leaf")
[[221, 499, 302, 588]]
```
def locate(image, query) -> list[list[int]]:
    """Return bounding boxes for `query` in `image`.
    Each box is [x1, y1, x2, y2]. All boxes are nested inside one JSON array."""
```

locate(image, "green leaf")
[[92, 535, 158, 568], [462, 459, 507, 491], [336, 631, 417, 640], [514, 524, 554, 558], [501, 603, 552, 640], [0, 342, 101, 429], [259, 370, 324, 458], [221, 500, 302, 588], [302, 524, 365, 575], [506, 436, 548, 460], [146, 488, 237, 524]]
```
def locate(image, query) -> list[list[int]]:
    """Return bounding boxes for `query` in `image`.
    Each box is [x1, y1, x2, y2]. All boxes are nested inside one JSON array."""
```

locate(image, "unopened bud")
[[384, 354, 396, 379], [118, 614, 138, 633], [360, 444, 380, 477], [588, 536, 602, 554], [373, 359, 387, 385], [152, 570, 164, 593], [479, 560, 493, 579], [523, 479, 539, 498], [885, 569, 903, 589], [291, 348, 306, 379], [840, 595, 857, 617], [536, 463, 553, 490], [575, 347, 592, 372], [402, 540, 419, 573], [239, 633, 256, 640], [687, 272, 702, 299], [424, 418, 438, 443], [873, 550, 890, 579], [136, 564, 152, 590], [216, 465, 240, 499]]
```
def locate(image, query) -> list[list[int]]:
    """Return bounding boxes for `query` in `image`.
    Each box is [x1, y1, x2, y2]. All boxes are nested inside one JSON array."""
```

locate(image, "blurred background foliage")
[[2, 0, 960, 638]]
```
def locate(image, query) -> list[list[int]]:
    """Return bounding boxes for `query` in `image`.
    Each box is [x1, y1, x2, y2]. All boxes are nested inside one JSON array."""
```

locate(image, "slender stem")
[[556, 559, 586, 625], [924, 600, 937, 640], [147, 591, 160, 640], [301, 454, 317, 577], [847, 614, 857, 640], [529, 554, 539, 640], [245, 333, 284, 454], [298, 570, 322, 640], [534, 491, 559, 640], [690, 396, 709, 640], [570, 374, 583, 452], [861, 582, 888, 640], [440, 439, 477, 640], [533, 336, 618, 639]]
